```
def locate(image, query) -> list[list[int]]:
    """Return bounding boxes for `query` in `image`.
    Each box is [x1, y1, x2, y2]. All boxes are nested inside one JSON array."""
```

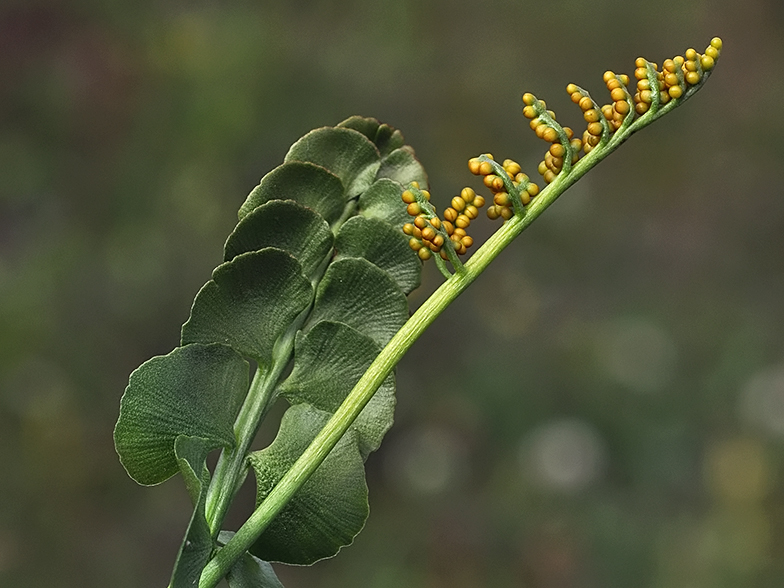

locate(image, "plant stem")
[[203, 369, 265, 533], [204, 327, 296, 533], [198, 82, 708, 586]]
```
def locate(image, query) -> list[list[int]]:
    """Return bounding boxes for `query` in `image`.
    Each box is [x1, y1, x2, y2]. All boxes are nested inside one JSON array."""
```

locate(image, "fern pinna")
[[114, 38, 722, 588]]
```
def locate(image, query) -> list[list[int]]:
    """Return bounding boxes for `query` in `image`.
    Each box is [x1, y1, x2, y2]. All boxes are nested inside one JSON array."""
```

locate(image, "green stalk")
[[198, 71, 714, 586], [203, 332, 291, 533]]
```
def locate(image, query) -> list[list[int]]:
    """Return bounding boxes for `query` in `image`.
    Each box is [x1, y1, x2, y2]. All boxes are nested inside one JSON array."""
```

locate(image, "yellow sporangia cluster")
[[602, 73, 633, 132], [468, 154, 539, 220], [568, 82, 611, 155], [521, 37, 722, 183], [402, 182, 484, 260], [522, 93, 583, 185], [440, 187, 484, 255], [633, 37, 722, 115]]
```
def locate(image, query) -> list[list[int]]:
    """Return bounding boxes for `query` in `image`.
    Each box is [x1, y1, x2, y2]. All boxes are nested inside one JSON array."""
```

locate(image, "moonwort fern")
[[114, 37, 723, 587]]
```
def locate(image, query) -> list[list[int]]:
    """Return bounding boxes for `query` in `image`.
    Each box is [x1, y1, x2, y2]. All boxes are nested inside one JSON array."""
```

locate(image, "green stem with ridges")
[[643, 61, 662, 114], [433, 254, 453, 279]]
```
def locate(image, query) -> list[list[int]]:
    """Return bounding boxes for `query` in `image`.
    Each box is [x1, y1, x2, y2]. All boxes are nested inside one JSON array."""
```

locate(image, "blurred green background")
[[2, 0, 783, 586]]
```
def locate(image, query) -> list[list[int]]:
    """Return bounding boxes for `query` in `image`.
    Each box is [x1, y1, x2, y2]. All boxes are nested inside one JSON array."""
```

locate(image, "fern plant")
[[114, 37, 723, 587]]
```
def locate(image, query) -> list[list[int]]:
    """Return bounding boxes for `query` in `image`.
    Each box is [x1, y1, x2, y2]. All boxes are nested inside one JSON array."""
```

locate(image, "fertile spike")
[[406, 38, 721, 264]]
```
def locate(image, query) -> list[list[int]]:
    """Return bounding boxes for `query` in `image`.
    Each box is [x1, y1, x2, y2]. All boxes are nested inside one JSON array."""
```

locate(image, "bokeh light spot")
[[739, 364, 784, 437], [519, 418, 608, 493]]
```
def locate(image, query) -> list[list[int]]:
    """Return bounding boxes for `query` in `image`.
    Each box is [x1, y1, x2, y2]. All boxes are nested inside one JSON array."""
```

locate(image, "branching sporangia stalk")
[[113, 37, 721, 588], [194, 37, 723, 587]]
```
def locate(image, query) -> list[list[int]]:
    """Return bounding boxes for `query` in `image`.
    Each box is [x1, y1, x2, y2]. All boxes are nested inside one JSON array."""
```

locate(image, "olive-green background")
[[2, 1, 783, 586]]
